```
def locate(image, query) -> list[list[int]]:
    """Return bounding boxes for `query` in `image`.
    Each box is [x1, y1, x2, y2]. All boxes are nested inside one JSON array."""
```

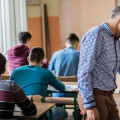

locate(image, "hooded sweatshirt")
[[7, 45, 30, 75]]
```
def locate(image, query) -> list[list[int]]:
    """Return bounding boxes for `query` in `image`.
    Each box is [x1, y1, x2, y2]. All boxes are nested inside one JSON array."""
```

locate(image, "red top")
[[42, 59, 49, 69], [7, 45, 30, 74]]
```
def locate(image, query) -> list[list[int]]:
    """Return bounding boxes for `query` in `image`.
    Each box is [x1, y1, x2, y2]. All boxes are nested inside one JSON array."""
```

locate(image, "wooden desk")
[[14, 102, 55, 120], [63, 82, 77, 85], [63, 82, 78, 120], [47, 82, 78, 120], [1, 74, 10, 80], [63, 82, 78, 92], [48, 82, 78, 93]]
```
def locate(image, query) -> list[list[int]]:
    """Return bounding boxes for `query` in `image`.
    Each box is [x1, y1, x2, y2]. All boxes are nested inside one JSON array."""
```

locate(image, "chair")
[[27, 95, 64, 120], [1, 74, 10, 80], [27, 95, 44, 103], [46, 76, 78, 105], [46, 76, 79, 119], [46, 97, 78, 105], [56, 76, 78, 82]]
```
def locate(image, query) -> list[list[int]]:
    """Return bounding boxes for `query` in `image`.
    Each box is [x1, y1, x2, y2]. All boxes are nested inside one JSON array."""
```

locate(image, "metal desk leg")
[[74, 93, 77, 120], [49, 109, 52, 120]]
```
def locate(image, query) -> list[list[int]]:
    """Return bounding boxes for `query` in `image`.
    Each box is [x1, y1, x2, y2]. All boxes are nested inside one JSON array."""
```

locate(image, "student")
[[7, 32, 49, 75], [10, 47, 68, 120], [7, 32, 31, 75], [0, 53, 37, 119], [48, 33, 80, 97], [49, 33, 80, 76]]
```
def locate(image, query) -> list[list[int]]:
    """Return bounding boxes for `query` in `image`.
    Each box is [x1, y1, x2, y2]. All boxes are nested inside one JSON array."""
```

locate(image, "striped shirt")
[[77, 22, 120, 108], [0, 79, 37, 119]]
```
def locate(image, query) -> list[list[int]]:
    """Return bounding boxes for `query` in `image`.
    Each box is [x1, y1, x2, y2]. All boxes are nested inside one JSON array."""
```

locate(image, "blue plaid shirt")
[[77, 22, 120, 109]]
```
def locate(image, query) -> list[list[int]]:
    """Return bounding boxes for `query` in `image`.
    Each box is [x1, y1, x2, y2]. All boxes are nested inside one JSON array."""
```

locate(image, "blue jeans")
[[38, 107, 68, 120], [52, 93, 75, 97]]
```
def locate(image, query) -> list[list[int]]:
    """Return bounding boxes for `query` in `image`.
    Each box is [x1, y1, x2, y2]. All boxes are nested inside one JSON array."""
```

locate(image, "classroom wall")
[[117, 0, 120, 6], [44, 0, 61, 54], [27, 0, 116, 55], [59, 0, 116, 46], [27, 5, 43, 49], [27, 0, 61, 55]]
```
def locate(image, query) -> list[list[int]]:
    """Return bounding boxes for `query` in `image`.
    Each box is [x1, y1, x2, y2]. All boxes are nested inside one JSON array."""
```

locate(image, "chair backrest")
[[1, 74, 10, 80], [27, 95, 43, 103], [56, 76, 77, 82]]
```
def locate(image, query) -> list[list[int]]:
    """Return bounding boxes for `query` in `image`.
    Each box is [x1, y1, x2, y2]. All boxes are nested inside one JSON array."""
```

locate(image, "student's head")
[[109, 6, 120, 38], [66, 33, 79, 50], [29, 47, 45, 66], [0, 53, 6, 75], [18, 32, 32, 46]]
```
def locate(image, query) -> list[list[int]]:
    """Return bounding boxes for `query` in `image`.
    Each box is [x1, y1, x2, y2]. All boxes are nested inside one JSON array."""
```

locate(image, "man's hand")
[[87, 107, 99, 120]]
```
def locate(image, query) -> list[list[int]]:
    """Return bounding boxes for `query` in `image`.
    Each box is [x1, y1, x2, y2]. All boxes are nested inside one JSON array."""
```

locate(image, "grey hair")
[[111, 6, 120, 18]]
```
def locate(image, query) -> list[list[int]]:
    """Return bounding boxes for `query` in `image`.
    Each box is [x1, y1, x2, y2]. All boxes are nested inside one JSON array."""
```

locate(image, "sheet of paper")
[[65, 85, 78, 91], [47, 85, 77, 92], [14, 106, 22, 112], [47, 85, 59, 92]]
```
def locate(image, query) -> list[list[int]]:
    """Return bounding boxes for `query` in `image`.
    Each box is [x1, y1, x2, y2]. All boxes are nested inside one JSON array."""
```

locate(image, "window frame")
[[0, 0, 27, 56]]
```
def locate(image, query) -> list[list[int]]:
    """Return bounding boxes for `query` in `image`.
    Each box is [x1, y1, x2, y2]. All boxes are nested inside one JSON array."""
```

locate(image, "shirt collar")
[[65, 46, 74, 50], [101, 22, 114, 37]]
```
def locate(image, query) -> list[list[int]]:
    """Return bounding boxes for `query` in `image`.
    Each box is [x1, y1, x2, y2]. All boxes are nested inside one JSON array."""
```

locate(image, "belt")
[[93, 88, 115, 96]]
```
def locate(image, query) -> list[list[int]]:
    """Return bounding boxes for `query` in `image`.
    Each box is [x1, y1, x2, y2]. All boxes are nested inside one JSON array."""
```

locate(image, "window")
[[0, 0, 27, 56]]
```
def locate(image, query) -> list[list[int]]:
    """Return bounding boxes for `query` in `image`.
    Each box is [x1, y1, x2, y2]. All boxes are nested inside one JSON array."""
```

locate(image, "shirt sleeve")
[[118, 41, 120, 73], [77, 31, 103, 109], [13, 82, 37, 116], [48, 71, 65, 91]]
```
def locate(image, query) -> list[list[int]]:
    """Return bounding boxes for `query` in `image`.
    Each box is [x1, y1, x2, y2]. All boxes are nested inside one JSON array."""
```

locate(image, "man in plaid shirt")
[[78, 6, 120, 120]]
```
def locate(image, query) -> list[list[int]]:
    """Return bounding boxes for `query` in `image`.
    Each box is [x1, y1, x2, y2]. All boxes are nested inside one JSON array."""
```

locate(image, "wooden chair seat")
[[1, 74, 10, 80], [45, 97, 78, 105], [56, 76, 77, 82], [27, 95, 43, 103]]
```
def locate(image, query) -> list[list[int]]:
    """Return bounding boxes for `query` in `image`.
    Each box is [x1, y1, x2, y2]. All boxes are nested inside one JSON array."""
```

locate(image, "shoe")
[[72, 109, 83, 120]]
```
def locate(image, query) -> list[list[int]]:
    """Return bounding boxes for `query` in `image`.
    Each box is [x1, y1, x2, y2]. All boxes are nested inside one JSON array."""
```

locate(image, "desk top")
[[14, 102, 55, 119], [63, 82, 77, 85], [47, 82, 78, 93]]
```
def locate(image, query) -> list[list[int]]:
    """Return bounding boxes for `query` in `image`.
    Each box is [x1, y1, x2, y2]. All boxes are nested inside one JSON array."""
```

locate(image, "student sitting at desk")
[[7, 32, 50, 75], [48, 33, 80, 97], [0, 53, 37, 119], [7, 32, 32, 75], [10, 47, 68, 120]]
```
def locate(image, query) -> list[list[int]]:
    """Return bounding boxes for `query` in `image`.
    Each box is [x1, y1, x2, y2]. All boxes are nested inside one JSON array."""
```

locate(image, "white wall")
[[117, 0, 120, 6]]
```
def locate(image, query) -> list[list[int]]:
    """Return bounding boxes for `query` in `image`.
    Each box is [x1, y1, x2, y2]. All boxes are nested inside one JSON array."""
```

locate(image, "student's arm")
[[48, 71, 65, 91], [13, 82, 37, 116]]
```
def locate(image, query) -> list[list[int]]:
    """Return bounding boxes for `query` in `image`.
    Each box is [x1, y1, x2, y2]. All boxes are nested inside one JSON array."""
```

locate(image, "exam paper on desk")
[[47, 85, 78, 92], [14, 105, 22, 112]]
